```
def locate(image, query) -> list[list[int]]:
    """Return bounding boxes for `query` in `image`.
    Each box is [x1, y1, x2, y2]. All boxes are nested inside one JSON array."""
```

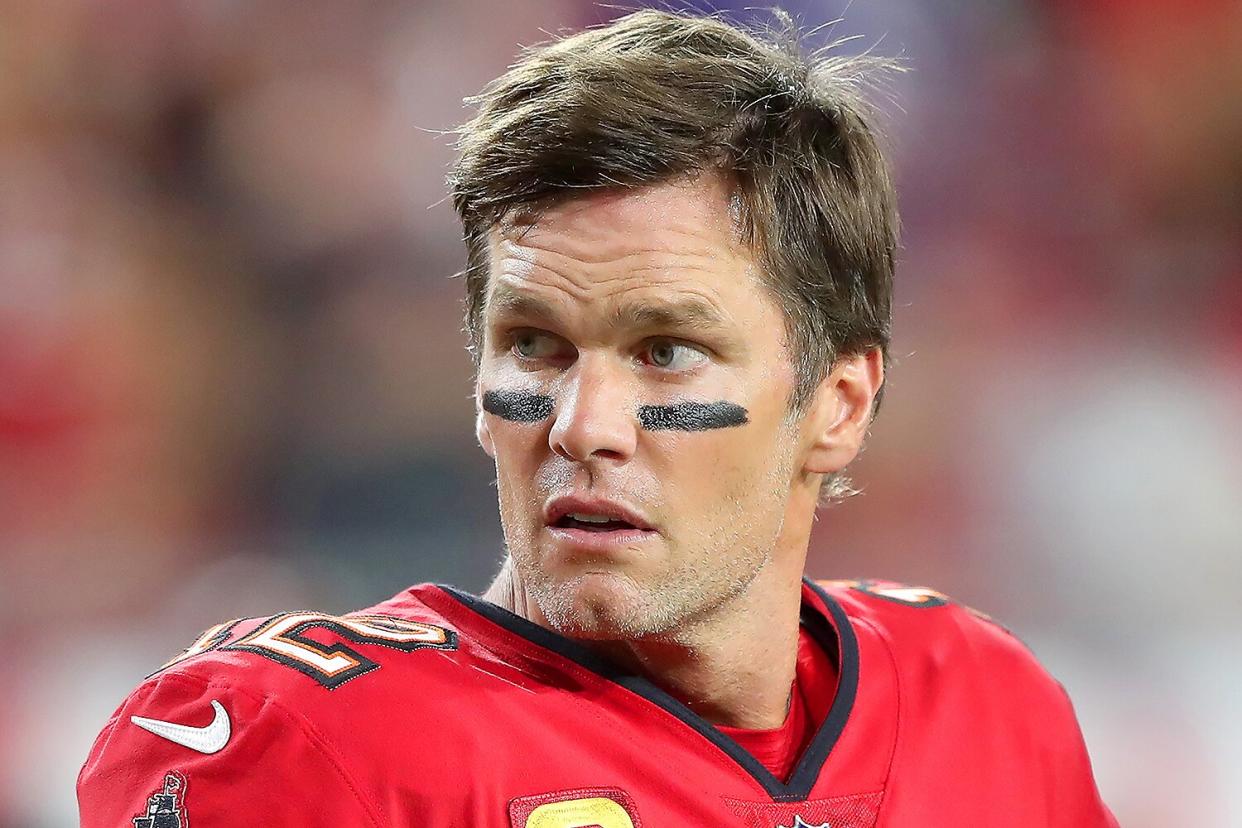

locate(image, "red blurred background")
[[2, 2, 1239, 825]]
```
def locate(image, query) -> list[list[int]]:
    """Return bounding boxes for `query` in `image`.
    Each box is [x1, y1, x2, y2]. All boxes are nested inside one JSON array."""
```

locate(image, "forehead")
[[484, 175, 762, 319], [502, 173, 745, 253]]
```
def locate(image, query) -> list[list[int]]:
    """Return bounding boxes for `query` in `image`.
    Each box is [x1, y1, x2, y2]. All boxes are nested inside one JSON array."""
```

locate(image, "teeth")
[[568, 513, 614, 524]]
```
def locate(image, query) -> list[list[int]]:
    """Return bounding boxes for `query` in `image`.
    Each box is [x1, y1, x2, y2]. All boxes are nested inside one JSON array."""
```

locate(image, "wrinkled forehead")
[[492, 174, 749, 267]]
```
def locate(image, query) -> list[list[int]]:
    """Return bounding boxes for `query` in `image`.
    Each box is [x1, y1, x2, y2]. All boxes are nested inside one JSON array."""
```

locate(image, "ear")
[[802, 347, 885, 476], [476, 394, 496, 458]]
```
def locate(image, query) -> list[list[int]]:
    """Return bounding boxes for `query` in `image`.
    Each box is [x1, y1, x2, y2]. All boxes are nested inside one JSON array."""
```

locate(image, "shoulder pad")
[[816, 577, 1006, 626], [817, 578, 1031, 656], [816, 578, 1054, 690], [151, 610, 458, 691]]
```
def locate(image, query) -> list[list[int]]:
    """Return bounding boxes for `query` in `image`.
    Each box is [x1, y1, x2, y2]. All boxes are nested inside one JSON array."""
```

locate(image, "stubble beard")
[[507, 480, 784, 643], [529, 545, 769, 641], [499, 421, 799, 642]]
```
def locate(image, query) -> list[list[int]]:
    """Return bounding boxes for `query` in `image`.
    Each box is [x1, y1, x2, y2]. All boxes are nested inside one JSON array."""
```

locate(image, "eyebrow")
[[488, 286, 732, 334]]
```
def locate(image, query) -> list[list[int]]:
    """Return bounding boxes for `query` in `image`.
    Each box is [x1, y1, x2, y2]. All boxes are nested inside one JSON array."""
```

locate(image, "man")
[[79, 10, 1117, 827]]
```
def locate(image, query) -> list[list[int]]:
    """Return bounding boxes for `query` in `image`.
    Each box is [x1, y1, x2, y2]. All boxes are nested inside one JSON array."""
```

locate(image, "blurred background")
[[2, 0, 1239, 825]]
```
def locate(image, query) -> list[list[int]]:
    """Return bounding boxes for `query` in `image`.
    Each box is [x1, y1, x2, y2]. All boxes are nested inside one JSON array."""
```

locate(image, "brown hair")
[[451, 9, 899, 499]]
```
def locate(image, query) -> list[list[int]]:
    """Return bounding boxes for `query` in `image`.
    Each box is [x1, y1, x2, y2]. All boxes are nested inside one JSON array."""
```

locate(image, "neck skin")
[[482, 471, 821, 730]]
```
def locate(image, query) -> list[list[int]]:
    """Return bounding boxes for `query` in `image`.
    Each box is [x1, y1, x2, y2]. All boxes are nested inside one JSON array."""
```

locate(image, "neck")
[[482, 475, 821, 730]]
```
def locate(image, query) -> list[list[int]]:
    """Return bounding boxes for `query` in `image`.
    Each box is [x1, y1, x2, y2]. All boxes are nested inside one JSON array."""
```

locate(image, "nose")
[[549, 354, 638, 464]]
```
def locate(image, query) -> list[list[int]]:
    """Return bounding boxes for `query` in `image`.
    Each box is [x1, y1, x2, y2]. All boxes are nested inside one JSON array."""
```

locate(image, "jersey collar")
[[434, 577, 859, 801]]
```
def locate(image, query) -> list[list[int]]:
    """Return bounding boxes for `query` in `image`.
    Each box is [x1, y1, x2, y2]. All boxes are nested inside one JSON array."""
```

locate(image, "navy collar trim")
[[436, 577, 859, 801]]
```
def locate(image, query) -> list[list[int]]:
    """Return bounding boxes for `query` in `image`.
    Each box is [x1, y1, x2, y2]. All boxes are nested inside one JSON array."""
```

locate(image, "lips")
[[544, 495, 655, 533]]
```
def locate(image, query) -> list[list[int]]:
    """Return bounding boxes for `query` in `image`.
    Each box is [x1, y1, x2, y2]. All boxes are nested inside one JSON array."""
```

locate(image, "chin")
[[536, 570, 656, 639]]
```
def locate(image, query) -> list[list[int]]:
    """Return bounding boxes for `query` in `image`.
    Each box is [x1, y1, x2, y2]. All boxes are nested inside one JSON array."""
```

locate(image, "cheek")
[[656, 425, 785, 508], [489, 422, 549, 511], [674, 407, 795, 524]]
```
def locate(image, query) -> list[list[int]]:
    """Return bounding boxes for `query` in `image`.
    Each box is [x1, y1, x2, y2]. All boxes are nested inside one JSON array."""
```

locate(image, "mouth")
[[543, 496, 660, 553], [545, 522, 658, 552], [551, 514, 642, 532], [544, 495, 655, 530]]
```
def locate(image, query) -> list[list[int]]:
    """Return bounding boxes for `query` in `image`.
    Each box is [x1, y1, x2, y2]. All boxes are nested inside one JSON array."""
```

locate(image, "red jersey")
[[78, 578, 1117, 827]]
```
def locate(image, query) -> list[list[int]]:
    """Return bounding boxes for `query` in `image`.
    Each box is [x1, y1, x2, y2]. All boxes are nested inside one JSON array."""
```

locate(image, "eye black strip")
[[482, 389, 554, 422], [638, 401, 749, 431], [481, 390, 750, 432]]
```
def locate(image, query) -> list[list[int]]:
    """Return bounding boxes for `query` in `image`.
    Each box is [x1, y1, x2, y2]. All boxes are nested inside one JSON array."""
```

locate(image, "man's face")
[[476, 175, 812, 640]]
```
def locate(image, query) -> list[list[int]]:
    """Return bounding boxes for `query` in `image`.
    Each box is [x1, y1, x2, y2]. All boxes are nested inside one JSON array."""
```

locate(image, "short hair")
[[451, 9, 899, 500]]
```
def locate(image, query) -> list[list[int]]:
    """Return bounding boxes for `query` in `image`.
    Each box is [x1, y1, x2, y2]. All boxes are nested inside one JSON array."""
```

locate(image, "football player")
[[79, 10, 1118, 827]]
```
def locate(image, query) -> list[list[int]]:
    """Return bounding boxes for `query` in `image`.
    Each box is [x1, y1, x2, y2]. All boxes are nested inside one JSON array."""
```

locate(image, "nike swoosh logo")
[[131, 699, 231, 754]]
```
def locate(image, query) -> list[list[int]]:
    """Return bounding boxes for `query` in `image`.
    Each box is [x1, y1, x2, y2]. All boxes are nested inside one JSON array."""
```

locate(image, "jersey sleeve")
[[1040, 678, 1120, 827], [929, 610, 1120, 826], [77, 669, 383, 828], [951, 608, 1119, 826], [821, 580, 1119, 827]]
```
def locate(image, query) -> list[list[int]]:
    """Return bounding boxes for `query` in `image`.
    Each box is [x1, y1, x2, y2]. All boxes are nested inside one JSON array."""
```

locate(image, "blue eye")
[[644, 339, 707, 371], [511, 331, 561, 360], [650, 341, 676, 367]]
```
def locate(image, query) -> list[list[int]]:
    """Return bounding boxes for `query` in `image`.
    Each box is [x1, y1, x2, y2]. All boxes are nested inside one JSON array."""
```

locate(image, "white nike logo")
[[131, 700, 231, 754]]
